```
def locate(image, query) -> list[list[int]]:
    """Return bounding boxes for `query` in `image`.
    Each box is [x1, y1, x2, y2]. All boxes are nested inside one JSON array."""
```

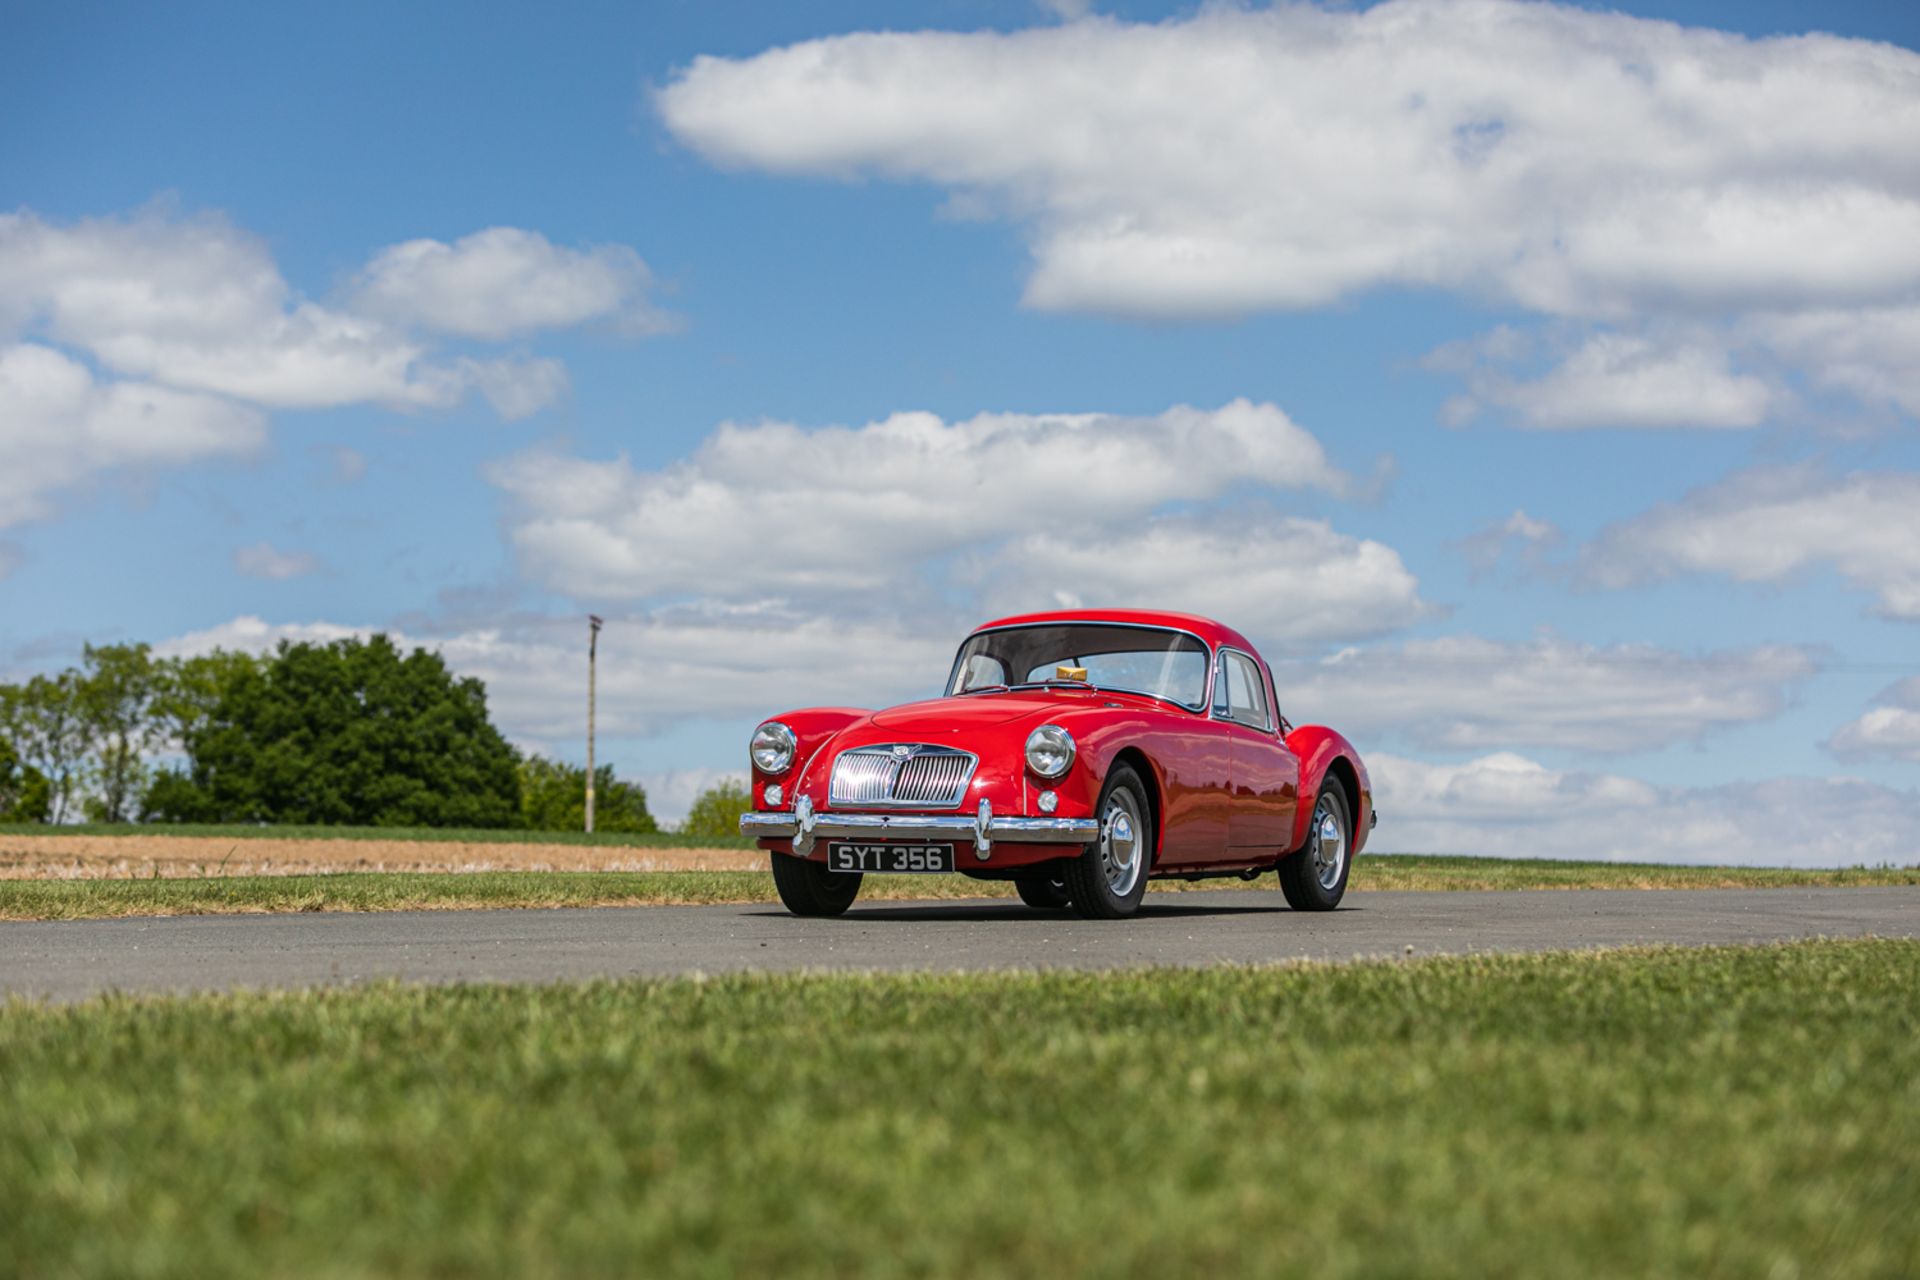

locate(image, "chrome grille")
[[830, 745, 977, 809]]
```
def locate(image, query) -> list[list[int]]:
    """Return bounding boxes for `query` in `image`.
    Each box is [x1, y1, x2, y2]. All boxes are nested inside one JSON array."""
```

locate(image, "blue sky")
[[3, 0, 1917, 857]]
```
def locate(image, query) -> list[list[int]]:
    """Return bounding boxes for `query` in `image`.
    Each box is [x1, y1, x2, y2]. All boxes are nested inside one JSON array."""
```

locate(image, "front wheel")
[[1062, 765, 1153, 919], [1015, 876, 1073, 911], [1279, 782, 1351, 911], [770, 853, 862, 917]]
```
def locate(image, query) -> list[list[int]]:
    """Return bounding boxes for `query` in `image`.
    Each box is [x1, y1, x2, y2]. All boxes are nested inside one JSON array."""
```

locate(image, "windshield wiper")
[[954, 683, 1011, 695]]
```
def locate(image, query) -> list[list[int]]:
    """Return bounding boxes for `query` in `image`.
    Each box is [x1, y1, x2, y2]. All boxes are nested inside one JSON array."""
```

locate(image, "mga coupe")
[[741, 609, 1374, 919]]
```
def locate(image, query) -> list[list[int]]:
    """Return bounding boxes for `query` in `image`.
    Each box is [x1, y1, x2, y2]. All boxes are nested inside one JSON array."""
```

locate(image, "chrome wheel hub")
[[1311, 798, 1346, 892], [1100, 792, 1143, 897]]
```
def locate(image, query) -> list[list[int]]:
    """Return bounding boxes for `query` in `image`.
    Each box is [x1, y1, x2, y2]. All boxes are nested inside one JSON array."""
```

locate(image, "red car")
[[741, 609, 1374, 919]]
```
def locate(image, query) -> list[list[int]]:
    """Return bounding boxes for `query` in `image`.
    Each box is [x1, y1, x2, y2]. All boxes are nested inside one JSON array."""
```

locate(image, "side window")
[[1211, 662, 1230, 718], [955, 654, 1006, 692], [1224, 652, 1272, 732]]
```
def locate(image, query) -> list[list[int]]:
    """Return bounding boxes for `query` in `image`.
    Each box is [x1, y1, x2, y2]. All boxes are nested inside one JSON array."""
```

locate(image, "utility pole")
[[585, 614, 603, 834]]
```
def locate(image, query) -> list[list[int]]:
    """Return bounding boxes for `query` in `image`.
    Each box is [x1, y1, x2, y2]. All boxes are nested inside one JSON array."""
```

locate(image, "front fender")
[[1284, 725, 1372, 856], [752, 707, 870, 794]]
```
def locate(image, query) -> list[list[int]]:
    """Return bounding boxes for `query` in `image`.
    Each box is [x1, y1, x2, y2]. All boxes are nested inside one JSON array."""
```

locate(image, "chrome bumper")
[[740, 796, 1099, 861]]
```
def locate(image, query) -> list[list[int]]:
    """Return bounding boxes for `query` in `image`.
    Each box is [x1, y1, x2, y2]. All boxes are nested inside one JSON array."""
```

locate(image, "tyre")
[[1062, 765, 1153, 919], [1279, 781, 1351, 911], [770, 852, 862, 917], [1015, 875, 1073, 911]]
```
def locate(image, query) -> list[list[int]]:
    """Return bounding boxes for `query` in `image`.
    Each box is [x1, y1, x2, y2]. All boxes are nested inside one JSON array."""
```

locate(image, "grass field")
[[0, 856, 1914, 920], [2, 939, 1915, 1278], [0, 821, 754, 849]]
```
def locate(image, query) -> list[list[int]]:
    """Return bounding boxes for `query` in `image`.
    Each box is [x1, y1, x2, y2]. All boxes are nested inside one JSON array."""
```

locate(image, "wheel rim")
[[1100, 790, 1144, 898], [1311, 796, 1346, 892]]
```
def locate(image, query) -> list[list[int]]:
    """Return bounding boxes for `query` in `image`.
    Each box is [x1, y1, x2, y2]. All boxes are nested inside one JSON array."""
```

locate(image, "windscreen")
[[946, 624, 1210, 709]]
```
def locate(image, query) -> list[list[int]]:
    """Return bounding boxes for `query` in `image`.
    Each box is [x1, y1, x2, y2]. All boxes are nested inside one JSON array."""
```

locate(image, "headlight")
[[751, 721, 797, 774], [1025, 724, 1075, 779]]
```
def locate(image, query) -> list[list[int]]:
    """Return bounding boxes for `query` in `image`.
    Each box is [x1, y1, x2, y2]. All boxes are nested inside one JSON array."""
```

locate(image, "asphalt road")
[[4, 886, 1917, 1002]]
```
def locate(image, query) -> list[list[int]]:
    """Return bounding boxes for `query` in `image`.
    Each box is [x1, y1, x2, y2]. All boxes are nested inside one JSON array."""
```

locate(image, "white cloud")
[[155, 606, 955, 742], [1438, 329, 1781, 430], [1280, 635, 1817, 753], [232, 542, 322, 581], [0, 208, 457, 411], [1828, 679, 1920, 763], [489, 398, 1353, 602], [657, 2, 1920, 321], [1456, 508, 1562, 575], [0, 207, 633, 417], [350, 227, 677, 341], [1584, 466, 1920, 619], [637, 767, 750, 828], [0, 343, 265, 530], [970, 515, 1430, 649], [455, 354, 570, 420], [1372, 751, 1920, 867], [1750, 304, 1920, 417]]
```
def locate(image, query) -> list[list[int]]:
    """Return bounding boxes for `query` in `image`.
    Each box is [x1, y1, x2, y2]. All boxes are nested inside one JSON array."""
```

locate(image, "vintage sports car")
[[741, 609, 1374, 919]]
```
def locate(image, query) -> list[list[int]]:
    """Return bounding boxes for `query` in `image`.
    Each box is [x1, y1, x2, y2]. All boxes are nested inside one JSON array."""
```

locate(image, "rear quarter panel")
[[1283, 725, 1372, 855]]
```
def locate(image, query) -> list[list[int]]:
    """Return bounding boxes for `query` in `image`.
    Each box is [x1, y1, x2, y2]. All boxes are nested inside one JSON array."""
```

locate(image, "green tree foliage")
[[0, 736, 53, 822], [76, 643, 171, 823], [145, 635, 521, 827], [0, 672, 94, 823], [518, 756, 658, 833], [154, 650, 265, 746], [680, 779, 750, 840]]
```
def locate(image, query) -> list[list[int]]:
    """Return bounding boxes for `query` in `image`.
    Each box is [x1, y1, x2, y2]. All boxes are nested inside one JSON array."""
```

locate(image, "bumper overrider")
[[740, 796, 1100, 860]]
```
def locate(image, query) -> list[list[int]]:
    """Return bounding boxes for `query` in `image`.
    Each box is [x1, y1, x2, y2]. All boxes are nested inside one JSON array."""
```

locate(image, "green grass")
[[2, 940, 1915, 1278], [1, 856, 1914, 921], [0, 870, 1013, 920], [0, 821, 753, 849]]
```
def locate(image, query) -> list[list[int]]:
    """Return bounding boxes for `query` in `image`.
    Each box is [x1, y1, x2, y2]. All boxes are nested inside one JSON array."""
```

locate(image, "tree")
[[680, 779, 750, 840], [76, 643, 170, 823], [0, 736, 52, 823], [145, 635, 522, 827], [518, 756, 657, 833], [0, 672, 93, 823], [153, 649, 264, 746]]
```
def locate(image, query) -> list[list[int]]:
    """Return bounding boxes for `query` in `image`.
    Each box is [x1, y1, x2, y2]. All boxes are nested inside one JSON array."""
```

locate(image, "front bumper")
[[740, 797, 1099, 860]]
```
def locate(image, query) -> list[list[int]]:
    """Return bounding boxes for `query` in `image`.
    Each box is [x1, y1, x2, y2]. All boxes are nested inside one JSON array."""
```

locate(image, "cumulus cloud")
[[154, 606, 956, 741], [1751, 304, 1920, 418], [1279, 635, 1817, 753], [0, 343, 265, 530], [350, 227, 677, 341], [488, 399, 1354, 602], [657, 1, 1920, 321], [1584, 466, 1920, 619], [232, 542, 322, 581], [637, 767, 751, 827], [1828, 679, 1920, 763], [970, 516, 1430, 649], [0, 208, 461, 411], [0, 206, 655, 419], [1435, 329, 1782, 430], [1371, 751, 1920, 867]]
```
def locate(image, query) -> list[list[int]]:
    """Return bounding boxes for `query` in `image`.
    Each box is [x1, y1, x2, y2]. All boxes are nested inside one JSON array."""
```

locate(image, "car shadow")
[[741, 897, 1351, 923]]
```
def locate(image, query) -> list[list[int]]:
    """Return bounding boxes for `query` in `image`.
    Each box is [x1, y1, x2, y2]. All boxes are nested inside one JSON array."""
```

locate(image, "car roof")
[[967, 609, 1261, 659]]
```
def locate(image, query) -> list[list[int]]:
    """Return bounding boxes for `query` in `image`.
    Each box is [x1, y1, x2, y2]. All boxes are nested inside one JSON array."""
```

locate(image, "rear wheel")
[[1279, 781, 1350, 911], [770, 853, 862, 917], [1062, 765, 1153, 920], [1015, 875, 1073, 911]]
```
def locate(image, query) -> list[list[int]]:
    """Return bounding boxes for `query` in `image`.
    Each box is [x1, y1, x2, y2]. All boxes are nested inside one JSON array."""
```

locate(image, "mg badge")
[[892, 744, 914, 758]]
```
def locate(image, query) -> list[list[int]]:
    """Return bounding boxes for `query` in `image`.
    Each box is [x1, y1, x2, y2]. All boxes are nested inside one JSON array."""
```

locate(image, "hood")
[[866, 694, 1058, 734]]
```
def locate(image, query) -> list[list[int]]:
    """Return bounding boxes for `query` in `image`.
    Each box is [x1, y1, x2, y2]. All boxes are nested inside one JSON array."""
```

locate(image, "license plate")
[[826, 842, 955, 874]]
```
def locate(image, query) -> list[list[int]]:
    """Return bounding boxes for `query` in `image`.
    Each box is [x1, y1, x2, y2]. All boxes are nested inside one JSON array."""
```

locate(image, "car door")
[[1216, 650, 1299, 850]]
